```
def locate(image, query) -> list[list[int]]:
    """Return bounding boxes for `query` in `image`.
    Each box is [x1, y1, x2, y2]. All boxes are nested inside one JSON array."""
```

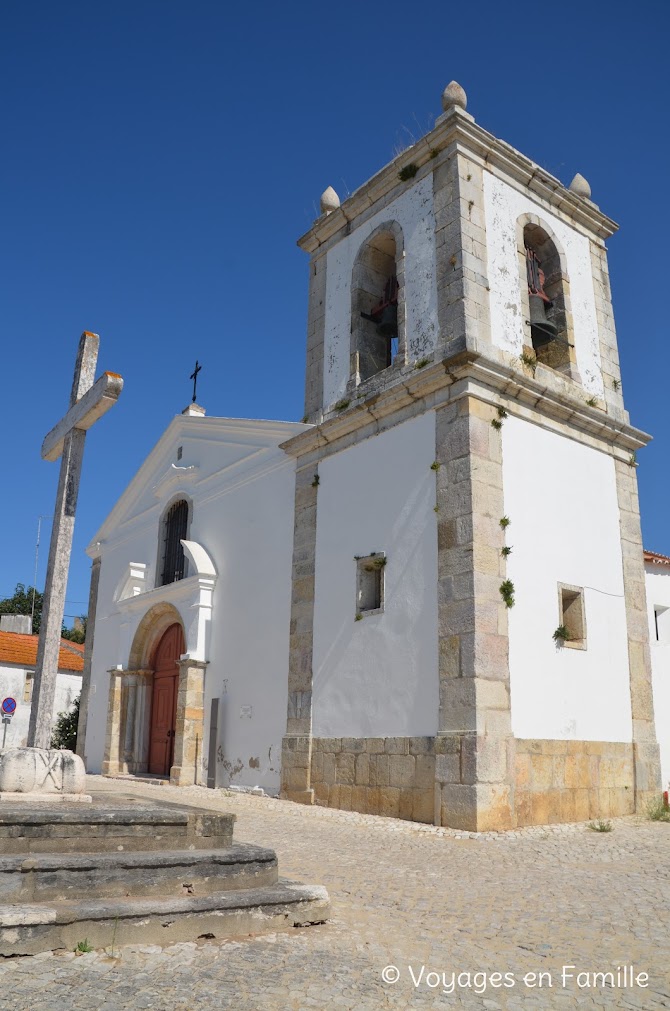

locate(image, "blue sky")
[[1, 0, 668, 617]]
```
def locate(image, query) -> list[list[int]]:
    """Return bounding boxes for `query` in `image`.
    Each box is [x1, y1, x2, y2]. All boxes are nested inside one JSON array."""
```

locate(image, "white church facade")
[[83, 81, 663, 830]]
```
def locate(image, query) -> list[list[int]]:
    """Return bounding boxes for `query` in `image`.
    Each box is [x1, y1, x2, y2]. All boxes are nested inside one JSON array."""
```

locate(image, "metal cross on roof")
[[190, 360, 202, 404]]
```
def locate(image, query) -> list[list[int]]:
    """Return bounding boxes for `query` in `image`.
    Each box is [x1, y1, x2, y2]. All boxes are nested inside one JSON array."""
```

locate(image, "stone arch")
[[128, 601, 184, 671], [516, 213, 578, 378], [350, 220, 406, 384]]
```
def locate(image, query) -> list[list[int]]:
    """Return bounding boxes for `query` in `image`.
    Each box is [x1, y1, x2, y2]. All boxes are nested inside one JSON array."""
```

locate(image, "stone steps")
[[0, 844, 278, 903], [0, 880, 330, 955], [0, 794, 329, 954]]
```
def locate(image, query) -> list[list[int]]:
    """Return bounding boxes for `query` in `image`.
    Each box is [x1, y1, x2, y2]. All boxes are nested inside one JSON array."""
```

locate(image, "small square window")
[[356, 554, 386, 617], [23, 672, 34, 704], [557, 584, 586, 649]]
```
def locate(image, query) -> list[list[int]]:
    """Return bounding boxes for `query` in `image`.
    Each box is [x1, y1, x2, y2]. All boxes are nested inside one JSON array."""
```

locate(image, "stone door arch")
[[101, 602, 206, 785]]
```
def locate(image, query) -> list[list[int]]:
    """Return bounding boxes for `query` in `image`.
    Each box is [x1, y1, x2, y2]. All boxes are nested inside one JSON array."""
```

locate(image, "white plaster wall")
[[312, 412, 439, 738], [503, 415, 631, 741], [323, 174, 437, 406], [483, 172, 604, 396], [0, 664, 81, 749], [645, 564, 670, 787], [85, 418, 301, 794]]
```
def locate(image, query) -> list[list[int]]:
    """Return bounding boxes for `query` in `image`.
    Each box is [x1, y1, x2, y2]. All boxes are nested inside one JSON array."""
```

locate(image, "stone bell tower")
[[281, 81, 660, 830]]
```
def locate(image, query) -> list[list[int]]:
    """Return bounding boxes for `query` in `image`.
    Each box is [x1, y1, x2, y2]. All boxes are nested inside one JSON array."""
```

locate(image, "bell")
[[376, 304, 397, 339], [529, 294, 558, 347]]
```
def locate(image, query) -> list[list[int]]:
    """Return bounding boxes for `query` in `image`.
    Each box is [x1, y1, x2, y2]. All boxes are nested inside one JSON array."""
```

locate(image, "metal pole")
[[31, 515, 51, 632], [2, 722, 7, 749]]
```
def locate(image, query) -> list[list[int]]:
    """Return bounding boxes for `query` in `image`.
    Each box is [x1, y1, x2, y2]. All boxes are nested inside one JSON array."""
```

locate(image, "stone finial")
[[441, 80, 467, 112], [569, 173, 592, 199], [320, 186, 340, 215]]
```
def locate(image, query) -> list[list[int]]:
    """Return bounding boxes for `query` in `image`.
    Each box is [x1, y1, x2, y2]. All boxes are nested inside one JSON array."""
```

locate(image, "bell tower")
[[282, 81, 660, 831]]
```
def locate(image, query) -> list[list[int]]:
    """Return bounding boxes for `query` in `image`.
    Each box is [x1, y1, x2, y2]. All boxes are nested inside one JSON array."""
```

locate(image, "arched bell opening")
[[350, 222, 405, 385], [521, 221, 573, 373]]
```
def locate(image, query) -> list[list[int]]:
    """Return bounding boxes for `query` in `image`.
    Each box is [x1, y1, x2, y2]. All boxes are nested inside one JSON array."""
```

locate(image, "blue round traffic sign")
[[1, 698, 16, 715]]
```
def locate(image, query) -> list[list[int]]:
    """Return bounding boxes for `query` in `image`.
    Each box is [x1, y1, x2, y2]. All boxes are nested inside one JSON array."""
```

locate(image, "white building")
[[645, 551, 670, 790], [0, 616, 82, 748], [83, 81, 663, 830]]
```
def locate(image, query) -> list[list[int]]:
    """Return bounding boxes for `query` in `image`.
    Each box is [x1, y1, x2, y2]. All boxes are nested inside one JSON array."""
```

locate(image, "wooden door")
[[148, 623, 184, 775]]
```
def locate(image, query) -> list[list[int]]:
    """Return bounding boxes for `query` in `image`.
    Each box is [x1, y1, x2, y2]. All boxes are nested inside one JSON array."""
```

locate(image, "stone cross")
[[27, 332, 123, 749]]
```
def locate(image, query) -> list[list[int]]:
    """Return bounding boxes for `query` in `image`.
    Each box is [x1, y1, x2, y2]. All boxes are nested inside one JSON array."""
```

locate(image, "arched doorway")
[[148, 623, 185, 775]]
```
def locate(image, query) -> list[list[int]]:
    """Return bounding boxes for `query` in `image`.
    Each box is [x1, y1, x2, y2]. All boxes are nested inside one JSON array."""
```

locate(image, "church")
[[82, 81, 665, 831]]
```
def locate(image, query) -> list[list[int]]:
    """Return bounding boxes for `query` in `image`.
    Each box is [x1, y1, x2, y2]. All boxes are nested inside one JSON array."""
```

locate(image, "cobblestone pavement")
[[1, 776, 669, 1011]]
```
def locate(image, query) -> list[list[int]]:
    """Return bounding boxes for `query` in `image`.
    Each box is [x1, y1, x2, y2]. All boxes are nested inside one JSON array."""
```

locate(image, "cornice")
[[298, 108, 617, 255], [280, 351, 650, 462]]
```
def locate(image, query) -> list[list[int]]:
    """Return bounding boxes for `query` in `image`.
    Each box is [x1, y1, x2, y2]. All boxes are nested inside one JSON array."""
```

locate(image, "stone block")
[[514, 753, 531, 789], [412, 788, 435, 824], [378, 787, 401, 818], [398, 790, 414, 821], [384, 737, 410, 755], [371, 754, 389, 787], [351, 785, 368, 814], [0, 749, 86, 795], [435, 752, 460, 784], [462, 735, 509, 785], [339, 785, 352, 811], [365, 738, 385, 754], [531, 755, 553, 792], [341, 738, 366, 754], [388, 755, 415, 788], [335, 753, 355, 785], [409, 737, 434, 756], [355, 753, 370, 786], [414, 755, 436, 789], [322, 753, 336, 785]]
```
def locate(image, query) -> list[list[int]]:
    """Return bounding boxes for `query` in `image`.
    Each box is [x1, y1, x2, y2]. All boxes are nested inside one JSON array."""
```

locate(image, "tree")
[[0, 583, 43, 635], [61, 615, 87, 645], [51, 694, 80, 751]]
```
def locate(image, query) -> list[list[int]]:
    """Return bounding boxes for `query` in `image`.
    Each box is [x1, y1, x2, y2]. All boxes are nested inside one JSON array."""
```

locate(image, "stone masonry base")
[[301, 736, 640, 829]]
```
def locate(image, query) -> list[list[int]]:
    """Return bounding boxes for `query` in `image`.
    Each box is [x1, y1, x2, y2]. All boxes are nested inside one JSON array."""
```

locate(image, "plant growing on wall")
[[311, 474, 320, 488], [520, 351, 537, 375], [398, 163, 418, 181], [553, 625, 571, 644], [499, 580, 515, 608], [499, 516, 511, 529], [334, 398, 350, 412], [501, 545, 512, 557]]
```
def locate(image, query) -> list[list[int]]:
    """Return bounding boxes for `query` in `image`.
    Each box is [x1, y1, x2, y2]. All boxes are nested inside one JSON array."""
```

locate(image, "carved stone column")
[[101, 668, 124, 776], [171, 658, 207, 786]]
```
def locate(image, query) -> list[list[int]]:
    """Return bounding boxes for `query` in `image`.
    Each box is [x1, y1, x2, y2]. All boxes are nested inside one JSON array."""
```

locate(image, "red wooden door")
[[148, 623, 184, 775]]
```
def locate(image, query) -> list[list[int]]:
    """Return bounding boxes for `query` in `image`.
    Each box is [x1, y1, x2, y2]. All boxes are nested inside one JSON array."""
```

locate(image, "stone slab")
[[0, 793, 92, 803], [0, 794, 235, 853], [0, 882, 330, 954], [0, 843, 278, 903]]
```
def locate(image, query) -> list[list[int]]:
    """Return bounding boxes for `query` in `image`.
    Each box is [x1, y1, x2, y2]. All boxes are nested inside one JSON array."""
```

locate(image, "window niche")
[[350, 223, 405, 386], [557, 583, 587, 649], [519, 219, 577, 377], [158, 498, 190, 587], [355, 554, 386, 617]]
